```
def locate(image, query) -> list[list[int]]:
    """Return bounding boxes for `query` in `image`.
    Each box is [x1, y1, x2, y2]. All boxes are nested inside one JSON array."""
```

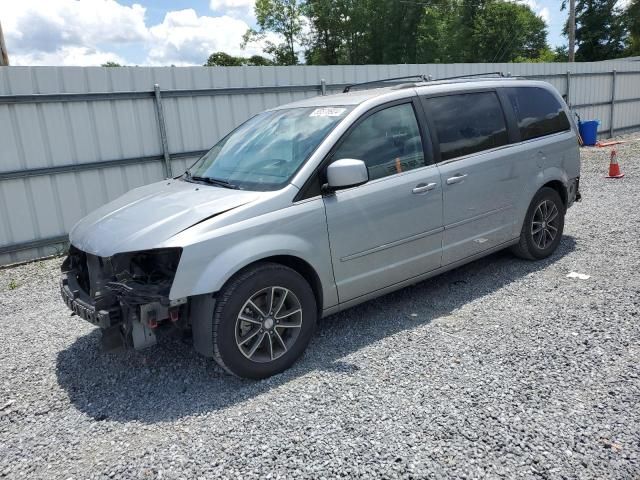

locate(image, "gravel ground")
[[1, 134, 639, 479]]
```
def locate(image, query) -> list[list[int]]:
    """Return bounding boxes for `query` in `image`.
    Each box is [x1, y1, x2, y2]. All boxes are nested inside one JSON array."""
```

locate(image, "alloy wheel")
[[234, 286, 303, 363], [531, 199, 560, 250]]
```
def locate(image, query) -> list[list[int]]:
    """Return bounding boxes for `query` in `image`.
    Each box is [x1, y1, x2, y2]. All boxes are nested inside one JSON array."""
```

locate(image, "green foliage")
[[302, 0, 549, 64], [563, 0, 628, 61], [553, 45, 570, 62], [470, 1, 547, 62], [213, 0, 640, 65], [514, 47, 559, 63], [303, 0, 371, 64], [304, 0, 427, 64], [101, 61, 122, 67], [627, 0, 640, 55], [416, 1, 460, 63], [242, 0, 306, 65], [247, 54, 275, 66], [205, 52, 244, 66], [8, 279, 18, 290], [204, 52, 274, 66]]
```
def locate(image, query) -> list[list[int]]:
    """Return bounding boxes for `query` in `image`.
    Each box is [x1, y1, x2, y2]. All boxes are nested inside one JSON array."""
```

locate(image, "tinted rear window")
[[424, 92, 508, 161], [505, 87, 571, 141]]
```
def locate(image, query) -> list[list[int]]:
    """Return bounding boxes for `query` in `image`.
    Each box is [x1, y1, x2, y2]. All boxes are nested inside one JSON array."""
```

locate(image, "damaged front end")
[[60, 246, 185, 351]]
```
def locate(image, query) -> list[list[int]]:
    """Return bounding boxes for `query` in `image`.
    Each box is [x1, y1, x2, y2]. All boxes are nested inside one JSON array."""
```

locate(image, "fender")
[[167, 199, 339, 309]]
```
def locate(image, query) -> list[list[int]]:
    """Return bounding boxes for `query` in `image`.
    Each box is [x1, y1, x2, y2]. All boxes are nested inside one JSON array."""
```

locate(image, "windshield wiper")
[[185, 172, 239, 190]]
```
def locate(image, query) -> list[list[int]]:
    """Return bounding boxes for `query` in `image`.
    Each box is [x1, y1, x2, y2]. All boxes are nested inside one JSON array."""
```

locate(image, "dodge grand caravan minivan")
[[61, 76, 580, 379]]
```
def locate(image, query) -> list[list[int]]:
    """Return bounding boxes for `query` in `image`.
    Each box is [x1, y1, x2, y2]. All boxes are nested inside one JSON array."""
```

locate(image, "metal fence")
[[1, 61, 639, 265]]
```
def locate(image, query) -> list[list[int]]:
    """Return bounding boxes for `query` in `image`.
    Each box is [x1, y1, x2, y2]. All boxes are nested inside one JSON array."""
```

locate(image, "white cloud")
[[538, 7, 550, 23], [146, 9, 274, 66], [210, 0, 255, 10], [3, 0, 148, 66], [210, 0, 255, 23], [3, 0, 279, 66], [510, 0, 550, 23], [4, 0, 148, 50], [11, 47, 127, 67]]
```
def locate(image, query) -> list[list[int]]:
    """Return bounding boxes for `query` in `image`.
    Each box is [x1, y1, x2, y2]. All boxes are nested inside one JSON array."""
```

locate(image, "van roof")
[[273, 77, 551, 110]]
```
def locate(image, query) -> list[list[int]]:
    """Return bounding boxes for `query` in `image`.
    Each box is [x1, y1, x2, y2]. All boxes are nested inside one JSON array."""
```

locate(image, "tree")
[[247, 54, 275, 66], [204, 52, 275, 66], [626, 0, 640, 55], [553, 45, 570, 62], [562, 0, 628, 61], [456, 0, 492, 62], [248, 0, 551, 65], [471, 1, 547, 62], [414, 0, 548, 63], [304, 0, 372, 65], [204, 52, 244, 66], [416, 0, 460, 63], [101, 61, 122, 67], [304, 0, 351, 65], [243, 0, 306, 65]]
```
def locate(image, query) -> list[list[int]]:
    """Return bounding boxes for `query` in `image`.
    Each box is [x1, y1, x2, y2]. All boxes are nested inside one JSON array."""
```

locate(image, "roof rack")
[[342, 71, 512, 93], [343, 74, 428, 93], [428, 71, 511, 82]]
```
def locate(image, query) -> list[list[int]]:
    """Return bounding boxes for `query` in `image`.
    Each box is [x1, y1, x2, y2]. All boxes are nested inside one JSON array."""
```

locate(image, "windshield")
[[187, 106, 352, 191]]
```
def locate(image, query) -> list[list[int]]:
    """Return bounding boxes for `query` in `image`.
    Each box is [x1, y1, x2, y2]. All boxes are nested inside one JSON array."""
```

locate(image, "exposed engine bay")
[[60, 245, 187, 351]]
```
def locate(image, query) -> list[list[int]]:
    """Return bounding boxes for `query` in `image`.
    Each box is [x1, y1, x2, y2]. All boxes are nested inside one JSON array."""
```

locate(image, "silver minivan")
[[61, 76, 581, 379]]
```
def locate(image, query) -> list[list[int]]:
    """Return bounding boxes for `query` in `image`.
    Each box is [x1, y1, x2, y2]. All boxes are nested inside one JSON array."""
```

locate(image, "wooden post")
[[568, 0, 576, 62], [153, 84, 172, 178], [0, 21, 9, 66], [609, 70, 617, 138]]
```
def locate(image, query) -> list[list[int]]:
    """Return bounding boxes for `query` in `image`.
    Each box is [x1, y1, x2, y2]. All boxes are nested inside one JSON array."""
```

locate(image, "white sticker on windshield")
[[310, 107, 347, 117]]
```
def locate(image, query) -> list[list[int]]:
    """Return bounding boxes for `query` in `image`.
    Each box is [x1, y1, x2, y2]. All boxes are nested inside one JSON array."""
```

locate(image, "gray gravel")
[[1, 134, 639, 479]]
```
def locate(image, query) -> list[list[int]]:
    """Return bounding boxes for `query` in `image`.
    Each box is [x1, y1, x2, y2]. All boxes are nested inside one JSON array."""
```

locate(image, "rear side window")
[[505, 87, 571, 141], [424, 92, 508, 161]]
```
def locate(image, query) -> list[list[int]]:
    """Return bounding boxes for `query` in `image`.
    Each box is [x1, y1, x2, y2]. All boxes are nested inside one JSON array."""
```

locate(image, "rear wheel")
[[211, 263, 317, 379], [511, 187, 565, 260]]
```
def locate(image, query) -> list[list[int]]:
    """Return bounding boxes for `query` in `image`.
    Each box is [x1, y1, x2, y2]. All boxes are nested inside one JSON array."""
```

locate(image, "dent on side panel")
[[168, 198, 338, 309], [542, 133, 578, 188]]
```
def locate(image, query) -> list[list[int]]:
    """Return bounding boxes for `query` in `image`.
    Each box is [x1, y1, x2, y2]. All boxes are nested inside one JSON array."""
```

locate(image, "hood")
[[69, 179, 259, 257]]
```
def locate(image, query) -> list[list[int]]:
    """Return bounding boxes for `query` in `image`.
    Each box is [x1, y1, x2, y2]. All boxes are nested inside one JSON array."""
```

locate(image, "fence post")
[[609, 69, 617, 138], [320, 78, 327, 96], [153, 84, 172, 178], [565, 70, 571, 106]]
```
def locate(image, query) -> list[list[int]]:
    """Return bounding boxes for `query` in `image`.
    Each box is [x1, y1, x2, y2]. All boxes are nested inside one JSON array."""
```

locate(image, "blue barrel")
[[579, 120, 599, 146]]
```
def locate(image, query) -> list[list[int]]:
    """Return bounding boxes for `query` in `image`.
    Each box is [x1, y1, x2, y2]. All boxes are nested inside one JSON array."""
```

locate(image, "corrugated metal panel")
[[0, 62, 639, 265]]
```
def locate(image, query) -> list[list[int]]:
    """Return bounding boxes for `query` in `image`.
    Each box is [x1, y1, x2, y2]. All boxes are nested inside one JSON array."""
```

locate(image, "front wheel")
[[211, 263, 317, 379], [511, 187, 565, 260]]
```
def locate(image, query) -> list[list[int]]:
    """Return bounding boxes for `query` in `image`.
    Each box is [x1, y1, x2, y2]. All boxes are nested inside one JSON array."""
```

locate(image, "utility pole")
[[0, 21, 9, 66], [568, 0, 576, 62]]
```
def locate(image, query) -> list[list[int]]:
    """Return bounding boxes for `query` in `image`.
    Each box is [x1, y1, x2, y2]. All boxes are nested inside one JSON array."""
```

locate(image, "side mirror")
[[326, 159, 368, 190]]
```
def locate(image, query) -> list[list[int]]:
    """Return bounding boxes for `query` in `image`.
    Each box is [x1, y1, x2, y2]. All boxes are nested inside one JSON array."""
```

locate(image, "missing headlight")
[[106, 248, 182, 306]]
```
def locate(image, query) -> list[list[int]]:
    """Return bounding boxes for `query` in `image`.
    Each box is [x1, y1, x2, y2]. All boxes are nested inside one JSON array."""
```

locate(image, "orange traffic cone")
[[606, 149, 624, 179]]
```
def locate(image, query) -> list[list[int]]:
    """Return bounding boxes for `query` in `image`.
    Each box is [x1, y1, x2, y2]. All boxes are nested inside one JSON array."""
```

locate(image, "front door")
[[323, 101, 443, 302]]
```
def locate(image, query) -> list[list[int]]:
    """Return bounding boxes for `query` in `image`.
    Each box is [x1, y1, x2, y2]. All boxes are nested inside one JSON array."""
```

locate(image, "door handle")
[[412, 182, 437, 194], [446, 174, 468, 185]]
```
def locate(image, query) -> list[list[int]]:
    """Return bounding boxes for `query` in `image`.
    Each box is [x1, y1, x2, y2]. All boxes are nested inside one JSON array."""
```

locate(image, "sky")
[[0, 0, 630, 67]]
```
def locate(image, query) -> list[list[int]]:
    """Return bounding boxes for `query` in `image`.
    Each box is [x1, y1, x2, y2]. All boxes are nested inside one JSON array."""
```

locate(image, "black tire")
[[511, 187, 565, 260], [211, 262, 317, 379]]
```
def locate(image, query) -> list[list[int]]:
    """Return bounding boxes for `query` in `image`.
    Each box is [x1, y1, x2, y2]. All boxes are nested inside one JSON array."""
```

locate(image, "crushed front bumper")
[[60, 272, 117, 329]]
